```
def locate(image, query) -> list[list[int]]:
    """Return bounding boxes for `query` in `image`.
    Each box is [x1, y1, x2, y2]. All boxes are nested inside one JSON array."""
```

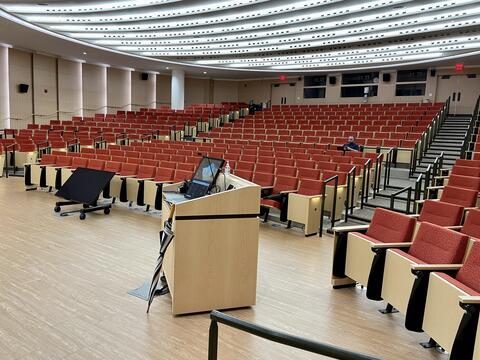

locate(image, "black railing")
[[3, 143, 16, 178], [115, 132, 128, 146], [36, 140, 51, 160], [372, 153, 383, 199], [93, 135, 106, 149], [413, 173, 423, 214], [390, 186, 412, 214], [320, 175, 338, 236], [344, 166, 356, 222], [360, 159, 372, 209], [208, 311, 382, 360], [463, 95, 480, 159], [423, 164, 432, 200], [66, 138, 80, 152], [408, 97, 450, 177], [383, 148, 394, 189], [141, 133, 153, 143], [409, 140, 419, 177]]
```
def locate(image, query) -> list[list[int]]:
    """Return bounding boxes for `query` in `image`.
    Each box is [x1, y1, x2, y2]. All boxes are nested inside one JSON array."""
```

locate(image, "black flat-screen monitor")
[[185, 157, 225, 199]]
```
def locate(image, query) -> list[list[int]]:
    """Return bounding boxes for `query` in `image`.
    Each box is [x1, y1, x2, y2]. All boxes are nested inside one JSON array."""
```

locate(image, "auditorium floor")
[[0, 177, 444, 360]]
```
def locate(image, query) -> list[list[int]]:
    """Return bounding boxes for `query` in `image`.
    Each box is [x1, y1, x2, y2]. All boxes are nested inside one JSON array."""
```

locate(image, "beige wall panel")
[[9, 49, 33, 129], [213, 80, 238, 103], [107, 67, 131, 112], [238, 80, 272, 104], [156, 74, 171, 106], [33, 54, 57, 125], [58, 59, 82, 118], [185, 77, 209, 105], [82, 63, 107, 116], [131, 71, 156, 111], [0, 46, 9, 129]]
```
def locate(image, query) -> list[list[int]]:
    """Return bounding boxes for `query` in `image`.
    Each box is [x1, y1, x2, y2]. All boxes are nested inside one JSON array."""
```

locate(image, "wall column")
[[0, 45, 10, 128], [171, 69, 185, 110]]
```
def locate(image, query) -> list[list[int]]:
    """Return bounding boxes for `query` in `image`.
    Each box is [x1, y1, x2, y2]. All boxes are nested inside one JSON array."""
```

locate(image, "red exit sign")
[[455, 63, 464, 72]]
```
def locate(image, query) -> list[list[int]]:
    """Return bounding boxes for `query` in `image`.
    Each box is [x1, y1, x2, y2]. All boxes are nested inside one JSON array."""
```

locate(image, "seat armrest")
[[332, 224, 369, 234], [120, 175, 137, 179], [411, 264, 463, 271], [261, 186, 274, 190], [459, 296, 480, 304], [447, 225, 463, 231], [280, 189, 298, 194], [408, 214, 420, 218], [426, 185, 444, 191], [371, 242, 413, 249]]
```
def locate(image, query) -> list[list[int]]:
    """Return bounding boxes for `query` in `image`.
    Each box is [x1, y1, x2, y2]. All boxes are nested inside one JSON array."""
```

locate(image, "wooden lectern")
[[161, 174, 260, 315]]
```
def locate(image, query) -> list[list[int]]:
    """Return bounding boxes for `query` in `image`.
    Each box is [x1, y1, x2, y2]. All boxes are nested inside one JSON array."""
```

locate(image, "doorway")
[[436, 74, 480, 115], [271, 83, 297, 105]]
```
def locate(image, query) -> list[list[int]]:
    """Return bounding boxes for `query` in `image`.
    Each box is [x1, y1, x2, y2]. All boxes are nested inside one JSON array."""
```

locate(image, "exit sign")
[[279, 74, 287, 81], [455, 63, 464, 72]]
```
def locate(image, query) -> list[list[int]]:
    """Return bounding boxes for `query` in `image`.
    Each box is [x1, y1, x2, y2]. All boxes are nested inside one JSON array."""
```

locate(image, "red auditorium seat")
[[381, 222, 469, 315], [421, 239, 480, 356], [297, 168, 320, 180], [460, 208, 480, 239], [417, 200, 464, 227], [252, 172, 275, 188], [255, 163, 275, 174], [275, 165, 297, 177], [234, 169, 253, 181], [439, 186, 478, 208], [87, 159, 105, 171], [173, 169, 192, 183], [260, 175, 299, 222]]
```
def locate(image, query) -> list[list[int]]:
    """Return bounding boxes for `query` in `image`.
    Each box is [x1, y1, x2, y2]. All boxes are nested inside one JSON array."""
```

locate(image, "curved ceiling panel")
[[1, 0, 480, 73]]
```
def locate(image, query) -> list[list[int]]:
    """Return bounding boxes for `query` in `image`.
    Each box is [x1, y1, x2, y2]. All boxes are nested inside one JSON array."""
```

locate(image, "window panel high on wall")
[[341, 72, 379, 85], [395, 68, 427, 97], [303, 75, 326, 99]]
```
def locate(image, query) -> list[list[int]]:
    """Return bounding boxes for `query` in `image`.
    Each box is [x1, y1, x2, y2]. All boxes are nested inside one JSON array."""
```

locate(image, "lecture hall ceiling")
[[0, 0, 480, 76]]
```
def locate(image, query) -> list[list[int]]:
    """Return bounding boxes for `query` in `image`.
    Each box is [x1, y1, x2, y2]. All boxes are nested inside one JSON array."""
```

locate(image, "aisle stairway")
[[341, 115, 472, 225], [414, 116, 471, 174]]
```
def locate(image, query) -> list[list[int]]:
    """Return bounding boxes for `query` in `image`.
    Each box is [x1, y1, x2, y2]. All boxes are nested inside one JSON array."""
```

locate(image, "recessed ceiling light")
[[203, 71, 207, 74], [83, 51, 87, 55], [166, 66, 170, 69]]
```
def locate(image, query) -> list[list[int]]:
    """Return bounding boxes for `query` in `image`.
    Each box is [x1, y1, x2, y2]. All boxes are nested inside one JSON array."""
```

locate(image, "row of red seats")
[[270, 103, 443, 110], [39, 154, 194, 184], [214, 125, 426, 134]]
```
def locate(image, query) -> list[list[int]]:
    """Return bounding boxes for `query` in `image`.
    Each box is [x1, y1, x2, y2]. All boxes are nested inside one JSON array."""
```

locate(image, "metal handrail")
[[344, 166, 357, 222], [383, 148, 394, 189], [320, 175, 339, 235], [423, 164, 432, 200], [66, 138, 80, 152], [390, 186, 412, 214], [372, 153, 383, 198], [3, 143, 16, 178], [409, 140, 419, 177], [413, 173, 423, 214], [208, 311, 382, 360], [360, 159, 372, 208]]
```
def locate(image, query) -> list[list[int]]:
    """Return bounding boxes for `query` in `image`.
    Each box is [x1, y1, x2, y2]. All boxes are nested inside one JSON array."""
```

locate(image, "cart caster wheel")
[[104, 207, 111, 215], [79, 212, 86, 220], [54, 206, 61, 213]]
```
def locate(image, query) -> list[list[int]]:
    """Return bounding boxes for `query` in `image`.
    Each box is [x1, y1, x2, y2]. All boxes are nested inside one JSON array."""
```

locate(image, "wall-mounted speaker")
[[430, 69, 436, 77], [329, 76, 336, 85], [18, 84, 29, 93], [141, 72, 149, 81], [382, 73, 391, 82]]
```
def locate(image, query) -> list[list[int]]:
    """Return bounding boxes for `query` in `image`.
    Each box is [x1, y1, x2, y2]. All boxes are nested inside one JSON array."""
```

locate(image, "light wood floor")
[[0, 177, 444, 360]]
